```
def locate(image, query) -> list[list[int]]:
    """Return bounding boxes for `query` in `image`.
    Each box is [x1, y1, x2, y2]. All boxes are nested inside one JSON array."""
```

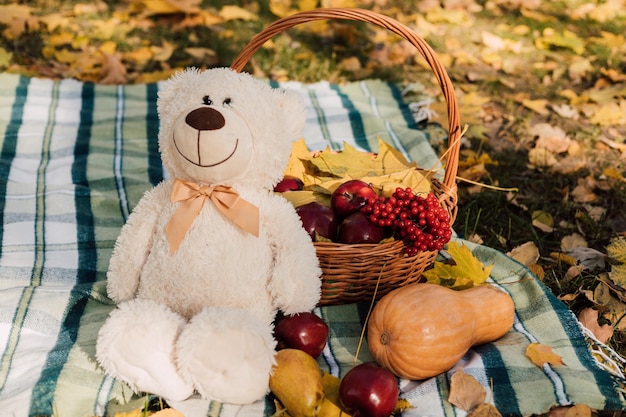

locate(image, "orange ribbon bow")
[[165, 179, 259, 254]]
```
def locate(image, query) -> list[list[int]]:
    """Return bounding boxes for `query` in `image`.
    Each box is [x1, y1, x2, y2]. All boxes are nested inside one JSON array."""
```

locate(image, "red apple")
[[337, 212, 385, 244], [296, 202, 338, 241], [274, 312, 329, 358], [274, 175, 304, 192], [339, 363, 399, 417], [331, 179, 377, 217]]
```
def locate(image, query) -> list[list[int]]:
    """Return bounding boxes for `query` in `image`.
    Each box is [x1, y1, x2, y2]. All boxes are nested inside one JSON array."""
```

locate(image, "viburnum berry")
[[360, 187, 452, 256]]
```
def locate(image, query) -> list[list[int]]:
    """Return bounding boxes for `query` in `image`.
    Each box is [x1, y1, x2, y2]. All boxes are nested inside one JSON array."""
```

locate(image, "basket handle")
[[231, 7, 461, 191]]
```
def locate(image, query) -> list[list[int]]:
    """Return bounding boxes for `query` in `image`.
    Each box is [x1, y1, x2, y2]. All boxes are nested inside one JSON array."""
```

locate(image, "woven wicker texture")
[[231, 8, 461, 305]]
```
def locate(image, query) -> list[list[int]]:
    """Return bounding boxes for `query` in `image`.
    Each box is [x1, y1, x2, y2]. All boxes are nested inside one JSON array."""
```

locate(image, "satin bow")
[[165, 179, 259, 254]]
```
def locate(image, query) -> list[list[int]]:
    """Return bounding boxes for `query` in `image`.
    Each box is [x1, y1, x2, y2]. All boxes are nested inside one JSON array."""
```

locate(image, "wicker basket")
[[231, 8, 462, 306]]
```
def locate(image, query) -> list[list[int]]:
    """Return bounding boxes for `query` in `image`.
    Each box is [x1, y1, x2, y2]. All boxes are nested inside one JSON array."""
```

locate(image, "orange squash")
[[367, 282, 515, 380]]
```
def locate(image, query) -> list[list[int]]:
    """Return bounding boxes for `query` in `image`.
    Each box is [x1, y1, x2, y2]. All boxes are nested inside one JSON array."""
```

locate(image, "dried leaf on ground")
[[469, 403, 502, 417], [525, 343, 565, 367], [531, 210, 554, 233], [560, 233, 587, 251], [528, 147, 557, 168], [565, 247, 607, 270], [607, 236, 626, 289], [448, 370, 487, 411], [529, 123, 572, 154], [99, 51, 127, 84], [578, 308, 614, 344], [219, 5, 258, 21], [422, 241, 493, 289], [507, 241, 540, 267]]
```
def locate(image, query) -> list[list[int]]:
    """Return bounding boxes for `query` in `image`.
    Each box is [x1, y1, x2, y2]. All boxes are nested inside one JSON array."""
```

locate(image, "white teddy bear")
[[96, 67, 322, 405]]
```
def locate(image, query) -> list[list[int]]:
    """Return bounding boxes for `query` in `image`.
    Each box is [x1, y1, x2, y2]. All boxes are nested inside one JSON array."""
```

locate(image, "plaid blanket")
[[0, 72, 624, 417]]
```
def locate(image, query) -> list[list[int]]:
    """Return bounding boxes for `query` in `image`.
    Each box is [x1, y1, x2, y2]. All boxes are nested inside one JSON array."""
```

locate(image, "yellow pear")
[[318, 372, 351, 417], [270, 349, 324, 417]]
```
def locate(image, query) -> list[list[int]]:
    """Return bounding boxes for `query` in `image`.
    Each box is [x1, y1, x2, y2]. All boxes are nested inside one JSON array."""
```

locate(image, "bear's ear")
[[157, 68, 200, 113], [273, 87, 307, 142]]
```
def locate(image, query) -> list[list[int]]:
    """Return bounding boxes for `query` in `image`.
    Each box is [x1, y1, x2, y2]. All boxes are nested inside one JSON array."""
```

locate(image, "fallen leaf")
[[551, 104, 579, 119], [507, 241, 540, 267], [535, 28, 585, 55], [566, 247, 607, 270], [528, 147, 557, 168], [522, 98, 550, 116], [469, 403, 502, 417], [550, 252, 578, 267], [587, 0, 625, 22], [142, 0, 201, 15], [561, 233, 587, 251], [125, 46, 153, 67], [525, 343, 565, 367], [529, 264, 545, 280], [604, 167, 626, 183], [99, 51, 127, 84], [568, 57, 593, 84], [552, 155, 587, 174], [531, 210, 554, 233], [269, 0, 294, 17], [184, 47, 218, 65], [529, 123, 572, 153], [607, 236, 626, 290], [448, 370, 487, 411], [0, 47, 12, 67], [151, 41, 176, 62], [570, 178, 597, 203], [422, 241, 493, 289], [578, 308, 613, 344], [219, 5, 258, 21], [590, 100, 626, 126], [0, 4, 39, 39]]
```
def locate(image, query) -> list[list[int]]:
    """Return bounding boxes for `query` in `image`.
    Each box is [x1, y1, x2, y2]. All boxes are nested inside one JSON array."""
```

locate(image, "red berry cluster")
[[361, 187, 453, 256]]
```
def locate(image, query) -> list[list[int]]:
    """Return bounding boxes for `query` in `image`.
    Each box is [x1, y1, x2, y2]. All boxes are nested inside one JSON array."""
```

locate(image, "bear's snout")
[[185, 107, 225, 131]]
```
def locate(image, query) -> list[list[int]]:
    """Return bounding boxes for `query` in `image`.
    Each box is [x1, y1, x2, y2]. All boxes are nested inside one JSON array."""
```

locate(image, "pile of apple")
[[275, 176, 452, 255], [273, 312, 400, 417], [275, 177, 387, 245]]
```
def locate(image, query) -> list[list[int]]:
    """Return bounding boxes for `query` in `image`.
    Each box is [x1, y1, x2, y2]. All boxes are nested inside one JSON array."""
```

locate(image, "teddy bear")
[[95, 67, 322, 405]]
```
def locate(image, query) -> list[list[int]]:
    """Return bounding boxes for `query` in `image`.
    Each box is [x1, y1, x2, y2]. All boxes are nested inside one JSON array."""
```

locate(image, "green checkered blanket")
[[0, 72, 624, 417]]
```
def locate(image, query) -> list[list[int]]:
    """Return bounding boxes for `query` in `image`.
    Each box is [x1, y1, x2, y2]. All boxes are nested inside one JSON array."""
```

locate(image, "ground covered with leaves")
[[1, 0, 626, 362]]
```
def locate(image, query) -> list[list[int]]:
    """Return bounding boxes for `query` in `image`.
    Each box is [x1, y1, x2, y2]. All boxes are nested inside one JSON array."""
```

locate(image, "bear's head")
[[157, 67, 307, 191]]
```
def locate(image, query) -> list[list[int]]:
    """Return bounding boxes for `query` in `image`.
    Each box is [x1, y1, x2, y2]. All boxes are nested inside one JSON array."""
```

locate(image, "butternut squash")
[[367, 283, 515, 380]]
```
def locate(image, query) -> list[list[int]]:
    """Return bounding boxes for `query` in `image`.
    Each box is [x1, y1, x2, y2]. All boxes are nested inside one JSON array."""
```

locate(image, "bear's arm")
[[106, 182, 170, 303], [264, 195, 322, 315]]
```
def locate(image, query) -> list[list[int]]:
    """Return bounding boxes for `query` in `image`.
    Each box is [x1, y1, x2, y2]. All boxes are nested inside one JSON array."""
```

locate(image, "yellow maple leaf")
[[590, 100, 626, 126], [0, 4, 38, 39], [525, 343, 565, 367], [142, 0, 201, 15], [219, 5, 258, 21], [306, 142, 379, 178], [535, 29, 585, 55], [0, 47, 12, 68], [284, 139, 312, 181], [125, 46, 154, 67], [373, 138, 417, 172], [607, 236, 626, 289], [421, 241, 493, 289], [269, 0, 294, 17]]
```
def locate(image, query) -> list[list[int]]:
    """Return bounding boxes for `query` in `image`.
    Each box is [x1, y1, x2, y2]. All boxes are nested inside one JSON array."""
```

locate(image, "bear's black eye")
[[223, 98, 232, 106], [202, 96, 213, 105]]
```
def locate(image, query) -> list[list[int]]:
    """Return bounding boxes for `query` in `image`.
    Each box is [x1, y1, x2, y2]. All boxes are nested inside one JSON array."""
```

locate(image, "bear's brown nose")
[[185, 107, 225, 131]]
